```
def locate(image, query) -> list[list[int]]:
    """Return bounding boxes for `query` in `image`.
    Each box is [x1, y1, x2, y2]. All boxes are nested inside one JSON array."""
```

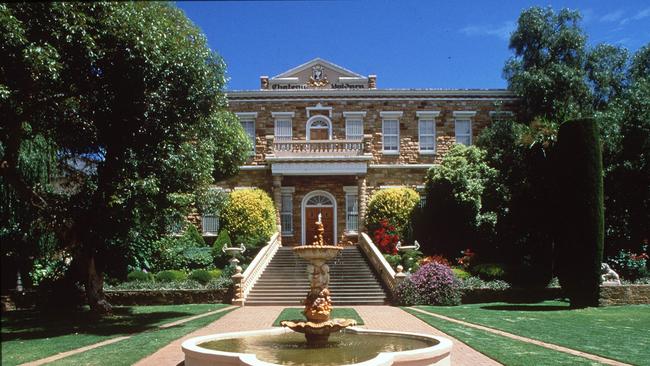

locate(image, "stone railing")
[[232, 232, 281, 306], [358, 232, 406, 299], [273, 139, 365, 157]]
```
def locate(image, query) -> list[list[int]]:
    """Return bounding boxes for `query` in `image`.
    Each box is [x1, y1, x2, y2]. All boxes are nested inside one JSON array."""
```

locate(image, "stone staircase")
[[245, 246, 388, 305]]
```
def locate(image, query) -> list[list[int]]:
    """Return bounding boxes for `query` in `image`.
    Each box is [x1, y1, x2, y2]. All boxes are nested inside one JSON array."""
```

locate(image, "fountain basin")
[[293, 245, 342, 262], [182, 327, 452, 366]]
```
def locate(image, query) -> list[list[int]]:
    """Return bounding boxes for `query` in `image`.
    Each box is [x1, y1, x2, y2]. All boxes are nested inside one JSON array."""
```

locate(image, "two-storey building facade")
[[214, 58, 518, 246]]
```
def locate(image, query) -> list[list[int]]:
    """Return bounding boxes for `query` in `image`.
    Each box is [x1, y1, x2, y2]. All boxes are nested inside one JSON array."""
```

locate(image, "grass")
[[1, 303, 233, 366], [404, 308, 605, 366], [412, 301, 650, 366], [272, 308, 365, 326]]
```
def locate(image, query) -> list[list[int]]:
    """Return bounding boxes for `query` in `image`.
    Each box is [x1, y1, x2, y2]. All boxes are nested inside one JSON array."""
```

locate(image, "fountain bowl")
[[292, 245, 342, 262], [182, 326, 452, 366]]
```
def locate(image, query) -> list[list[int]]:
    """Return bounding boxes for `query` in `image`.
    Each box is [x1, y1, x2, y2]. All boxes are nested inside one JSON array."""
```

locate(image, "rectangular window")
[[275, 119, 292, 141], [346, 119, 363, 140], [419, 119, 436, 152], [382, 119, 399, 152], [240, 120, 255, 153], [345, 193, 359, 233], [455, 119, 472, 146], [202, 215, 219, 236], [280, 193, 293, 235]]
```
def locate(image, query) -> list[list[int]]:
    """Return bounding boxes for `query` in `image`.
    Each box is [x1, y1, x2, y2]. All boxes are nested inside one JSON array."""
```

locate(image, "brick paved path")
[[135, 305, 501, 366]]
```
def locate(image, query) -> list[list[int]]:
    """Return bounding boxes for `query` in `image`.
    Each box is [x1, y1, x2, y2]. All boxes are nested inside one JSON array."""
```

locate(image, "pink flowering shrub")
[[395, 262, 461, 306]]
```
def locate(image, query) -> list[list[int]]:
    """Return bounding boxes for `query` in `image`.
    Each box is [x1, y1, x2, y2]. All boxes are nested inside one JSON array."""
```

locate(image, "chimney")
[[260, 76, 269, 90], [368, 75, 377, 89]]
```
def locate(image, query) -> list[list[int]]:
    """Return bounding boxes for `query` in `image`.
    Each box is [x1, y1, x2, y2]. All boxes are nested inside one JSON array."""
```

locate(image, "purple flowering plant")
[[395, 262, 461, 306]]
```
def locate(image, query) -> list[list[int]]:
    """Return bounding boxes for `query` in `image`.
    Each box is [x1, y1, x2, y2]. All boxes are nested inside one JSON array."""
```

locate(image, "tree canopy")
[[0, 2, 250, 313]]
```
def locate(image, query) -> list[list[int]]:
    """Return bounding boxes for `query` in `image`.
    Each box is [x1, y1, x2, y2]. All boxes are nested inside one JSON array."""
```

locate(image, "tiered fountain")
[[181, 217, 453, 366], [279, 213, 357, 344]]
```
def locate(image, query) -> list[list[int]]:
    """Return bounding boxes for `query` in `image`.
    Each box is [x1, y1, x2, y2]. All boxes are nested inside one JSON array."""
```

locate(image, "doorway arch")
[[301, 190, 337, 245]]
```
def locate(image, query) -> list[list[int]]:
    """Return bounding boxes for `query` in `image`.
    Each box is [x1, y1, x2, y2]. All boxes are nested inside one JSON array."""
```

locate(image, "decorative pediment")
[[261, 58, 376, 90]]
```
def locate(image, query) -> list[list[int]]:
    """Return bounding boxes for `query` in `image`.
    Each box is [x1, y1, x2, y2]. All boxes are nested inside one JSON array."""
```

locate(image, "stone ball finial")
[[234, 266, 243, 275], [396, 265, 404, 273]]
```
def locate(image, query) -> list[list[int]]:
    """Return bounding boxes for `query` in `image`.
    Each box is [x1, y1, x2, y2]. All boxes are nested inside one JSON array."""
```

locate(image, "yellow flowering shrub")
[[221, 188, 275, 249], [366, 188, 420, 240]]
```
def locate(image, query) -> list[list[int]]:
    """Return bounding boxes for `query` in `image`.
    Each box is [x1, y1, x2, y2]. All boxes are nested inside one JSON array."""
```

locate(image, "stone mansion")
[[210, 58, 518, 246]]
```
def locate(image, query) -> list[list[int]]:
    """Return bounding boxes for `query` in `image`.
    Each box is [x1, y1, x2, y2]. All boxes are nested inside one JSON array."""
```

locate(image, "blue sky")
[[175, 1, 650, 90]]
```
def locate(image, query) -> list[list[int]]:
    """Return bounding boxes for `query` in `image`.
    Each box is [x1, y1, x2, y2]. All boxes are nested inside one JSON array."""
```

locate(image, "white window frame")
[[201, 215, 219, 236], [380, 111, 403, 155], [416, 111, 440, 154], [305, 115, 332, 140], [343, 111, 366, 141], [280, 187, 294, 236], [343, 186, 359, 234], [453, 111, 476, 146], [272, 112, 294, 141], [235, 112, 257, 154]]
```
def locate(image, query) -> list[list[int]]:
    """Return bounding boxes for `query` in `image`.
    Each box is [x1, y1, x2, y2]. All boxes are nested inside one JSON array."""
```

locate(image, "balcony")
[[266, 137, 373, 175]]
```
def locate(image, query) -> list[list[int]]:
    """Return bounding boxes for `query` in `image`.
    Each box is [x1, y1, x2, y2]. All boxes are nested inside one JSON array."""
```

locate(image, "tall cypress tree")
[[556, 118, 604, 307]]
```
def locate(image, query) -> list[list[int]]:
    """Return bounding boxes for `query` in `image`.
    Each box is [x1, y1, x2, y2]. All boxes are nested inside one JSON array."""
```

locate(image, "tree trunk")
[[85, 254, 112, 315]]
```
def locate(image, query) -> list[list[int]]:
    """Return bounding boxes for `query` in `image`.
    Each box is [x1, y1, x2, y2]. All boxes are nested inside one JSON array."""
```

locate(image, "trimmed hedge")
[[155, 270, 188, 282], [556, 118, 604, 308], [189, 269, 213, 285], [221, 188, 275, 249], [126, 270, 153, 282], [366, 187, 420, 240]]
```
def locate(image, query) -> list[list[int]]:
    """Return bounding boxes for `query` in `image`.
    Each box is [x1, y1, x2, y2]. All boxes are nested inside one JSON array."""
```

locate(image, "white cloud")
[[460, 21, 515, 41], [632, 7, 650, 20], [600, 10, 625, 23]]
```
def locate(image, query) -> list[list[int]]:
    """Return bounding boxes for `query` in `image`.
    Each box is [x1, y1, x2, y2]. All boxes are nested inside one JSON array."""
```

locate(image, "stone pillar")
[[357, 175, 367, 233], [231, 266, 244, 306], [273, 175, 283, 242]]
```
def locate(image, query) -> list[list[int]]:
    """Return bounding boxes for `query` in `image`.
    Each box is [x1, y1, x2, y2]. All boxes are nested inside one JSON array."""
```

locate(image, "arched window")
[[306, 195, 334, 206], [306, 116, 332, 140]]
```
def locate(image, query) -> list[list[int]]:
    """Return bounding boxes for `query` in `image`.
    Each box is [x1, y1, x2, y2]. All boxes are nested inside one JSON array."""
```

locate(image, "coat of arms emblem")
[[308, 65, 329, 87]]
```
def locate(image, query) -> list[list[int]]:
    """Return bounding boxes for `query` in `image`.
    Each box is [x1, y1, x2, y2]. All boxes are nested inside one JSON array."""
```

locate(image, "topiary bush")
[[452, 267, 471, 280], [221, 188, 275, 251], [155, 270, 188, 282], [211, 229, 232, 267], [366, 187, 420, 241], [395, 262, 461, 306], [556, 118, 604, 308], [126, 270, 153, 282], [189, 269, 213, 285]]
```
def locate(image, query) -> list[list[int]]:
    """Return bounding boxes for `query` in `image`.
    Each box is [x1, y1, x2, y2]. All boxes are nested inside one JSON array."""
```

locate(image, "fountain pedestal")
[[280, 218, 356, 345]]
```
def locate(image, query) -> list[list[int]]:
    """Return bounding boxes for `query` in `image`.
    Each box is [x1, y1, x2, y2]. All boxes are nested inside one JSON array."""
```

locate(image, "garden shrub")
[[608, 246, 649, 280], [452, 268, 471, 280], [420, 255, 451, 267], [366, 187, 420, 240], [152, 225, 212, 271], [556, 118, 604, 308], [373, 219, 400, 254], [384, 254, 401, 270], [460, 276, 511, 290], [412, 145, 498, 258], [212, 229, 232, 266], [221, 189, 275, 251], [471, 263, 507, 280], [383, 250, 424, 273], [126, 270, 153, 282], [209, 269, 222, 278], [189, 269, 213, 285], [155, 270, 188, 282], [395, 262, 461, 306]]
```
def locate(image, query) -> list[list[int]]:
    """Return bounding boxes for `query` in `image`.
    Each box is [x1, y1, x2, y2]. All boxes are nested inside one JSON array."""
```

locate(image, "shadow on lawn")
[[1, 307, 194, 342], [480, 304, 570, 312]]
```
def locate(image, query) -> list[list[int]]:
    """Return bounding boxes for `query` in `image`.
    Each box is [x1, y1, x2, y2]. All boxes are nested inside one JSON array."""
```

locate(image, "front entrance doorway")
[[302, 191, 336, 245]]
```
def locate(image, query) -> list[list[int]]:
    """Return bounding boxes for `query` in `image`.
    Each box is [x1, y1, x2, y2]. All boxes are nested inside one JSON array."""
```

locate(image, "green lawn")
[[404, 309, 605, 366], [1, 304, 233, 366], [272, 308, 365, 326], [410, 301, 650, 366]]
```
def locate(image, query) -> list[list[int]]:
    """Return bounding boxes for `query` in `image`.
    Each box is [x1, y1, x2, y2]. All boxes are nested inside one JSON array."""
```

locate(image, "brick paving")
[[409, 307, 632, 366], [136, 305, 502, 366]]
